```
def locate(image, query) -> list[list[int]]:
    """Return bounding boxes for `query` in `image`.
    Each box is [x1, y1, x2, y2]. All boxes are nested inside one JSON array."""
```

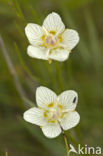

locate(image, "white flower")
[[25, 12, 80, 62], [23, 86, 80, 138]]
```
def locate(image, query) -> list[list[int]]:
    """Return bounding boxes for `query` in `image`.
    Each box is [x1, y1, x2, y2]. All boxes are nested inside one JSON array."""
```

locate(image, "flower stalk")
[[55, 61, 64, 91], [61, 126, 69, 156], [5, 152, 8, 156]]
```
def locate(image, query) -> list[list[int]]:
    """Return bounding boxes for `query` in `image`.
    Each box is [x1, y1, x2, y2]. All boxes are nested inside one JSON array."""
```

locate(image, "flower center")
[[43, 103, 66, 123], [41, 31, 62, 49], [45, 36, 57, 47]]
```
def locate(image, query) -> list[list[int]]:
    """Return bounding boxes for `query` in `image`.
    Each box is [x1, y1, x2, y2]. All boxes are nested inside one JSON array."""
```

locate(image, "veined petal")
[[49, 48, 69, 62], [62, 29, 79, 50], [58, 90, 78, 111], [43, 12, 65, 34], [25, 23, 44, 46], [27, 46, 48, 60], [60, 111, 80, 130], [23, 107, 46, 126], [36, 86, 57, 109], [42, 123, 61, 138]]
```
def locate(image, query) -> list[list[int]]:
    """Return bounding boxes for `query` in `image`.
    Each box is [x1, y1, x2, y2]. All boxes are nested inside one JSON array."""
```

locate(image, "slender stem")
[[6, 152, 8, 156], [64, 135, 69, 156], [54, 61, 64, 91], [61, 126, 69, 156]]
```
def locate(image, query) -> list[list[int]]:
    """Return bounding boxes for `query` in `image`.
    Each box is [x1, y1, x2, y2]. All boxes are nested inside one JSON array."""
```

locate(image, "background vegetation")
[[0, 0, 103, 155]]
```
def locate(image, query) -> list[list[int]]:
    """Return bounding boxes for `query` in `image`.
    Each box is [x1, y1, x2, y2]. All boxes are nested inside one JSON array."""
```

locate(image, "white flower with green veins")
[[25, 12, 80, 63], [23, 86, 80, 138]]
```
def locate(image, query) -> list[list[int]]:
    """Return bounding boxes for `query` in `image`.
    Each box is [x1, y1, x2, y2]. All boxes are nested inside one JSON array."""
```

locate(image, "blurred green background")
[[0, 0, 103, 155]]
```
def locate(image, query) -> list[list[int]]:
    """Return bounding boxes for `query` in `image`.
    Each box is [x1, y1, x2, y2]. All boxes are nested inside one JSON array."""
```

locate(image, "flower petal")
[[62, 29, 79, 50], [27, 45, 48, 60], [49, 48, 69, 61], [36, 86, 57, 109], [58, 90, 78, 111], [43, 12, 65, 34], [23, 107, 46, 126], [60, 111, 80, 130], [42, 123, 61, 138], [25, 23, 44, 46]]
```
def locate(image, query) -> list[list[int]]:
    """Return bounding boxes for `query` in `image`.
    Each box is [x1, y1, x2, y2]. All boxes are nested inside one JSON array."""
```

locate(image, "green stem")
[[6, 152, 8, 156], [64, 135, 69, 156], [61, 126, 69, 156], [54, 61, 64, 91]]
